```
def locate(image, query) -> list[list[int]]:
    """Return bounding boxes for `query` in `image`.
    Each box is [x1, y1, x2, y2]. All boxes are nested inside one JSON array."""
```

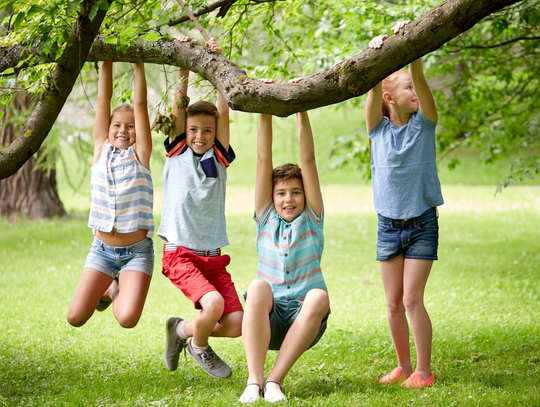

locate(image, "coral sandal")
[[379, 367, 410, 384], [401, 372, 435, 388]]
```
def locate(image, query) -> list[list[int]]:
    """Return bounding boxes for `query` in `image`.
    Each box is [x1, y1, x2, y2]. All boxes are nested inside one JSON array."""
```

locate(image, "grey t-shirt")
[[369, 110, 444, 219], [158, 134, 235, 250]]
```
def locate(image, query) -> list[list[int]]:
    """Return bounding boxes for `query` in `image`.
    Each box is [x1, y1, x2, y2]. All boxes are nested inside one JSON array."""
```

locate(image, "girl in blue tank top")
[[365, 20, 444, 389]]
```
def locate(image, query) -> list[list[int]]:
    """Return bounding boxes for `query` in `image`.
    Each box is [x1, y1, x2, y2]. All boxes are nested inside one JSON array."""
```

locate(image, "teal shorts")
[[244, 292, 330, 351]]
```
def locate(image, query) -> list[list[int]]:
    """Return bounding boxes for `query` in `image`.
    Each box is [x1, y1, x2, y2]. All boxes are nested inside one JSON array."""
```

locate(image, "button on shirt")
[[255, 201, 327, 301]]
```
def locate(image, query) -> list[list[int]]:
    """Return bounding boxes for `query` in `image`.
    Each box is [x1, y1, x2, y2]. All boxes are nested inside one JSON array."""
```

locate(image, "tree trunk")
[[0, 93, 66, 219]]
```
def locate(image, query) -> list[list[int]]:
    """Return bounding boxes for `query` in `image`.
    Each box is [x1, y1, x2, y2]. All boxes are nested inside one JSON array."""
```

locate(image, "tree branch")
[[0, 0, 524, 179], [0, 0, 113, 180], [449, 36, 540, 51]]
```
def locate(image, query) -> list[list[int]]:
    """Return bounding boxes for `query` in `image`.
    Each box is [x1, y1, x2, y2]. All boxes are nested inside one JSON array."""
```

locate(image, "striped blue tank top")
[[88, 143, 154, 237]]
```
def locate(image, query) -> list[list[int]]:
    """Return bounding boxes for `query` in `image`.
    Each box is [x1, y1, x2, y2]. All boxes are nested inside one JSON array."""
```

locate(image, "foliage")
[[1, 0, 538, 188]]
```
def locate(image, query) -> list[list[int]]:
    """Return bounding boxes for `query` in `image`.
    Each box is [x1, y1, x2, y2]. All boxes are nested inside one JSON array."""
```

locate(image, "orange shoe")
[[401, 372, 435, 388], [379, 367, 410, 384]]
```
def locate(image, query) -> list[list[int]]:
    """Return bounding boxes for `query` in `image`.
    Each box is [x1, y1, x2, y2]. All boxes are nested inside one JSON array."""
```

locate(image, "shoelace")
[[173, 337, 187, 360], [200, 347, 217, 366]]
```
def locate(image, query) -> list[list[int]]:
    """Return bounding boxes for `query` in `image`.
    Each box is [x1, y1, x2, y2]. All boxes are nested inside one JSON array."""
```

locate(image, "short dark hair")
[[187, 101, 218, 122], [272, 163, 303, 187]]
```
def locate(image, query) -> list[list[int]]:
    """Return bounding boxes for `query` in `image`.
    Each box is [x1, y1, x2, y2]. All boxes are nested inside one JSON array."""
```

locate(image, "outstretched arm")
[[365, 81, 383, 133], [133, 63, 152, 169], [206, 38, 230, 151], [172, 36, 192, 141], [289, 78, 323, 217], [254, 78, 275, 217], [93, 61, 113, 164], [409, 58, 437, 122], [365, 35, 387, 132]]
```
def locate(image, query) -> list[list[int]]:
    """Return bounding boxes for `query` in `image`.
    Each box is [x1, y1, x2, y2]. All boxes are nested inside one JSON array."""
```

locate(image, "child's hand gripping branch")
[[67, 61, 154, 330], [364, 20, 444, 389], [160, 36, 243, 382], [241, 77, 329, 404]]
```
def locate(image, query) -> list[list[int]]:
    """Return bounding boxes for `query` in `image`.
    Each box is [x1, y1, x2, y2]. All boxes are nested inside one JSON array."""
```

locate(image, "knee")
[[304, 289, 330, 317], [202, 293, 225, 319], [67, 312, 87, 328], [402, 294, 423, 314], [246, 279, 272, 303], [228, 313, 244, 338], [386, 299, 406, 318], [115, 310, 141, 329]]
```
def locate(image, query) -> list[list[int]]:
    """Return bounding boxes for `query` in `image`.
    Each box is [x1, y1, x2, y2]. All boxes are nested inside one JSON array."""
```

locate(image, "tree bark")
[[0, 0, 113, 180], [0, 0, 523, 180], [0, 93, 66, 219]]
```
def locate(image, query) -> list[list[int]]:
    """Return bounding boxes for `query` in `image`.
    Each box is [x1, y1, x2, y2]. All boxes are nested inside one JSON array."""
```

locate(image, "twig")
[[174, 0, 210, 42]]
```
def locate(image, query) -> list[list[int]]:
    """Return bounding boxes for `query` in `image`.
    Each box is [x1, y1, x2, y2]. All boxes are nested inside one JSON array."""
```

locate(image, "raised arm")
[[297, 111, 323, 217], [254, 79, 275, 217], [255, 113, 274, 217], [366, 82, 383, 133], [365, 34, 387, 132], [171, 37, 192, 142], [409, 58, 438, 122], [288, 78, 322, 216], [132, 63, 152, 169], [206, 38, 230, 151], [93, 61, 113, 164]]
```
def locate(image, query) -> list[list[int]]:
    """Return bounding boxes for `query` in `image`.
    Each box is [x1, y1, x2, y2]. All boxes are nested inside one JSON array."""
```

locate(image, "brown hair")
[[381, 69, 409, 117], [187, 100, 218, 123], [110, 103, 134, 121], [272, 163, 303, 187]]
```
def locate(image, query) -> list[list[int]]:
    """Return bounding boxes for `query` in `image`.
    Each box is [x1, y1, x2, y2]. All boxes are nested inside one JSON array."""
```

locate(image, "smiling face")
[[387, 71, 419, 115], [108, 110, 136, 149], [186, 114, 217, 155], [272, 178, 305, 222]]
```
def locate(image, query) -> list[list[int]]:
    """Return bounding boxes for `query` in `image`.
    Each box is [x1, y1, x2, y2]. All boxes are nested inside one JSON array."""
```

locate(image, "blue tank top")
[[368, 110, 444, 219]]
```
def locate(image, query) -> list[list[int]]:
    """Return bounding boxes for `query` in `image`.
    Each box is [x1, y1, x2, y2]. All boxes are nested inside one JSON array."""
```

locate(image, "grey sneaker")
[[187, 340, 232, 379], [164, 317, 187, 371]]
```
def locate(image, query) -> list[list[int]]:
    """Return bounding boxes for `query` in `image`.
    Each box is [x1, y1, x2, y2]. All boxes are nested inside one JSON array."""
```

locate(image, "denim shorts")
[[83, 237, 154, 279], [376, 207, 439, 261]]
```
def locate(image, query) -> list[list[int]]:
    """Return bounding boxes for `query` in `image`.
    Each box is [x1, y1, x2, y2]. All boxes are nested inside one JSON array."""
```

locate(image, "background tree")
[[0, 0, 534, 191]]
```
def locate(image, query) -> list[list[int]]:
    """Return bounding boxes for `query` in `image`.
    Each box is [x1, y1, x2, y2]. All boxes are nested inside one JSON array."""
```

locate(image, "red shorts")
[[162, 245, 243, 315]]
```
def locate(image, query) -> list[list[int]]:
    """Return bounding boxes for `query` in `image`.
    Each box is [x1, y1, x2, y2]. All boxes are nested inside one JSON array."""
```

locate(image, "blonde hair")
[[110, 103, 134, 120], [381, 69, 409, 117]]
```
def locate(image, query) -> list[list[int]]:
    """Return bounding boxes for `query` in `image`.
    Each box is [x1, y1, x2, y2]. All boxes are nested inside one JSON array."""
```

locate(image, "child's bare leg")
[[113, 270, 151, 328], [67, 268, 113, 327], [380, 255, 413, 376], [192, 291, 224, 347], [403, 259, 433, 380], [210, 310, 243, 338], [243, 279, 273, 386], [266, 288, 330, 385]]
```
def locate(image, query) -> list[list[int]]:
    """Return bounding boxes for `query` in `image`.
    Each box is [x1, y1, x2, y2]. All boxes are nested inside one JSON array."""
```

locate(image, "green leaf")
[[88, 3, 99, 21], [2, 68, 15, 75], [13, 12, 26, 30], [26, 5, 42, 20], [98, 0, 109, 11], [104, 36, 118, 44]]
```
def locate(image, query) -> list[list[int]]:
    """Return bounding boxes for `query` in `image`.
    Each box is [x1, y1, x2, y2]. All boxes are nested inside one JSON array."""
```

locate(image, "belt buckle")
[[403, 218, 409, 222]]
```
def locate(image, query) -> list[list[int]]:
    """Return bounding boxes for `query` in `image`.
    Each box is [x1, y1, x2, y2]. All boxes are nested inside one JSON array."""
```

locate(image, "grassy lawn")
[[1, 182, 539, 406], [2, 105, 540, 405]]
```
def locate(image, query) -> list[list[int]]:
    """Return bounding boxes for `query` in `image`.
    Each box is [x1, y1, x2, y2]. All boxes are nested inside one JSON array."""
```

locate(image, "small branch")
[[448, 36, 540, 51]]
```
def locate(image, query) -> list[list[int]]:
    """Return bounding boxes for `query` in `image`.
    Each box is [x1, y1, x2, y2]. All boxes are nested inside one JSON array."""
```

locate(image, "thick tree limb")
[[0, 0, 524, 179], [0, 0, 113, 180], [87, 0, 524, 117]]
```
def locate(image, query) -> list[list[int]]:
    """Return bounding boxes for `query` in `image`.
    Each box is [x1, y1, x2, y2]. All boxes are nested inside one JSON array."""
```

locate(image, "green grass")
[[1, 184, 540, 406], [3, 104, 540, 405]]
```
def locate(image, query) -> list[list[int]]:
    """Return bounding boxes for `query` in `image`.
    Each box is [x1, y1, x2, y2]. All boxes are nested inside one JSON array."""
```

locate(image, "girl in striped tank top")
[[67, 61, 154, 329]]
